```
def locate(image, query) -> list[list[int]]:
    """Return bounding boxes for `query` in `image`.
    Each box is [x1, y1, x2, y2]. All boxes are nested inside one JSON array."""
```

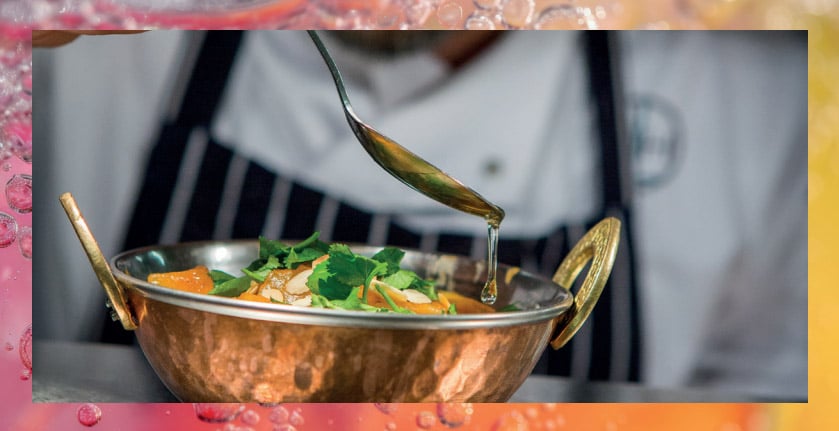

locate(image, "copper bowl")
[[63, 189, 620, 403]]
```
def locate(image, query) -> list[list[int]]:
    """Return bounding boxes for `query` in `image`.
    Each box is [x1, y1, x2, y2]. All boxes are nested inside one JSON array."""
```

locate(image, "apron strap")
[[581, 31, 642, 381], [173, 30, 244, 128], [103, 31, 244, 344]]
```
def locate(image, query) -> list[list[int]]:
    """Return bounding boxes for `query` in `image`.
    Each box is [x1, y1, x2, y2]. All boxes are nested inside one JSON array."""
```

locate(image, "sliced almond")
[[285, 269, 313, 295], [291, 296, 312, 307], [402, 289, 432, 304], [261, 288, 284, 303], [438, 292, 451, 310], [246, 280, 260, 295], [371, 279, 406, 301]]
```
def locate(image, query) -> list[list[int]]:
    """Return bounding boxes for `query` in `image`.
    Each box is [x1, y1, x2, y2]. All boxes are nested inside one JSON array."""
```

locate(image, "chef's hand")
[[33, 31, 147, 48]]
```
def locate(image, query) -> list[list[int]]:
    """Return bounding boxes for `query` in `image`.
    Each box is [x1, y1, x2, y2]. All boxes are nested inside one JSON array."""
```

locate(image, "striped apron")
[[104, 31, 642, 383]]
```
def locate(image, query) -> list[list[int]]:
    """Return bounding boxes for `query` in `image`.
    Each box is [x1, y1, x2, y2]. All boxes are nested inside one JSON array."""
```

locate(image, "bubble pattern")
[[16, 224, 31, 259], [0, 42, 34, 421], [241, 409, 261, 426], [194, 403, 245, 423], [0, 211, 17, 247], [5, 0, 823, 30], [19, 324, 31, 371], [416, 410, 437, 429], [269, 405, 290, 424], [5, 173, 31, 214], [375, 403, 399, 415], [0, 28, 32, 263], [437, 403, 473, 428], [77, 403, 103, 427]]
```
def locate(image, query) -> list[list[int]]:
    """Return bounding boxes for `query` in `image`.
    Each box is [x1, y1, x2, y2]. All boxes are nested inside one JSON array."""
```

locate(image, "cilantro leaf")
[[329, 287, 387, 312], [381, 269, 438, 300], [241, 255, 281, 282], [209, 270, 236, 285], [257, 232, 328, 269], [305, 244, 389, 302], [291, 231, 328, 252], [208, 276, 252, 297], [244, 257, 268, 273], [309, 290, 388, 312], [329, 286, 362, 310], [285, 247, 326, 268], [326, 244, 388, 301], [328, 244, 388, 286], [371, 247, 405, 276], [381, 270, 418, 290], [374, 284, 412, 314], [407, 278, 437, 301], [306, 259, 355, 300], [309, 294, 332, 308], [258, 236, 290, 260]]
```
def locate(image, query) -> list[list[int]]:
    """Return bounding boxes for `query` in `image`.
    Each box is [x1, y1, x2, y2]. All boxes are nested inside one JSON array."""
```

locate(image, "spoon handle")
[[308, 31, 352, 112]]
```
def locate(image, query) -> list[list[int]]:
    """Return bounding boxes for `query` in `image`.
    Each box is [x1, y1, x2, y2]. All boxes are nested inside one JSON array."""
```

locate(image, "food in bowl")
[[62, 189, 617, 402], [148, 232, 495, 315], [108, 239, 579, 402]]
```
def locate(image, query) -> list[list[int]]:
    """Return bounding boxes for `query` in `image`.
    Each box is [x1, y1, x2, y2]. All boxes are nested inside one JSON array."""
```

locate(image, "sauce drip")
[[480, 216, 501, 304]]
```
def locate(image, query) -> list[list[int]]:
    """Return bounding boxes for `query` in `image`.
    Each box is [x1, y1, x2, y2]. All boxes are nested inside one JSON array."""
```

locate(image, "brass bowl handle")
[[60, 193, 137, 330], [549, 217, 621, 349]]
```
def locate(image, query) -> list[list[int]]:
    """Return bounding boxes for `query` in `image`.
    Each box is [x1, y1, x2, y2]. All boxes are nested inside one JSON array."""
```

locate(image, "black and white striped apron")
[[104, 31, 642, 383]]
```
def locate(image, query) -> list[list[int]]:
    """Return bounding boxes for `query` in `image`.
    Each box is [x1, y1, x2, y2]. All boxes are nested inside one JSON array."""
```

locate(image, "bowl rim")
[[110, 240, 574, 330]]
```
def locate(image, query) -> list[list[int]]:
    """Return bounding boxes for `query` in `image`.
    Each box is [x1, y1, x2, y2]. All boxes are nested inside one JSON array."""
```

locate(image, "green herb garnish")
[[207, 231, 455, 314], [370, 247, 405, 275], [209, 270, 236, 284], [374, 284, 412, 314], [447, 303, 457, 315], [257, 231, 328, 269], [241, 255, 281, 282], [208, 275, 252, 297], [209, 233, 327, 295], [380, 269, 438, 300], [306, 243, 388, 301]]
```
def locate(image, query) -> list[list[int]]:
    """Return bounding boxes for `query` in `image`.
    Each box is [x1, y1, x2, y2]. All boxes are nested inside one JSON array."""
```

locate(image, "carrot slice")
[[237, 292, 272, 303], [440, 291, 495, 314], [147, 265, 214, 294]]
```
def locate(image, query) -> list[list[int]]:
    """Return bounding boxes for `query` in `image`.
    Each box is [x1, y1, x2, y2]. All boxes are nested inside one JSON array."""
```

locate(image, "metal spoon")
[[307, 30, 505, 226]]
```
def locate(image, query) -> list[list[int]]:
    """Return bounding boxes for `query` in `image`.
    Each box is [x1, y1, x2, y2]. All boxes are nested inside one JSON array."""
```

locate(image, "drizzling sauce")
[[480, 215, 502, 305]]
